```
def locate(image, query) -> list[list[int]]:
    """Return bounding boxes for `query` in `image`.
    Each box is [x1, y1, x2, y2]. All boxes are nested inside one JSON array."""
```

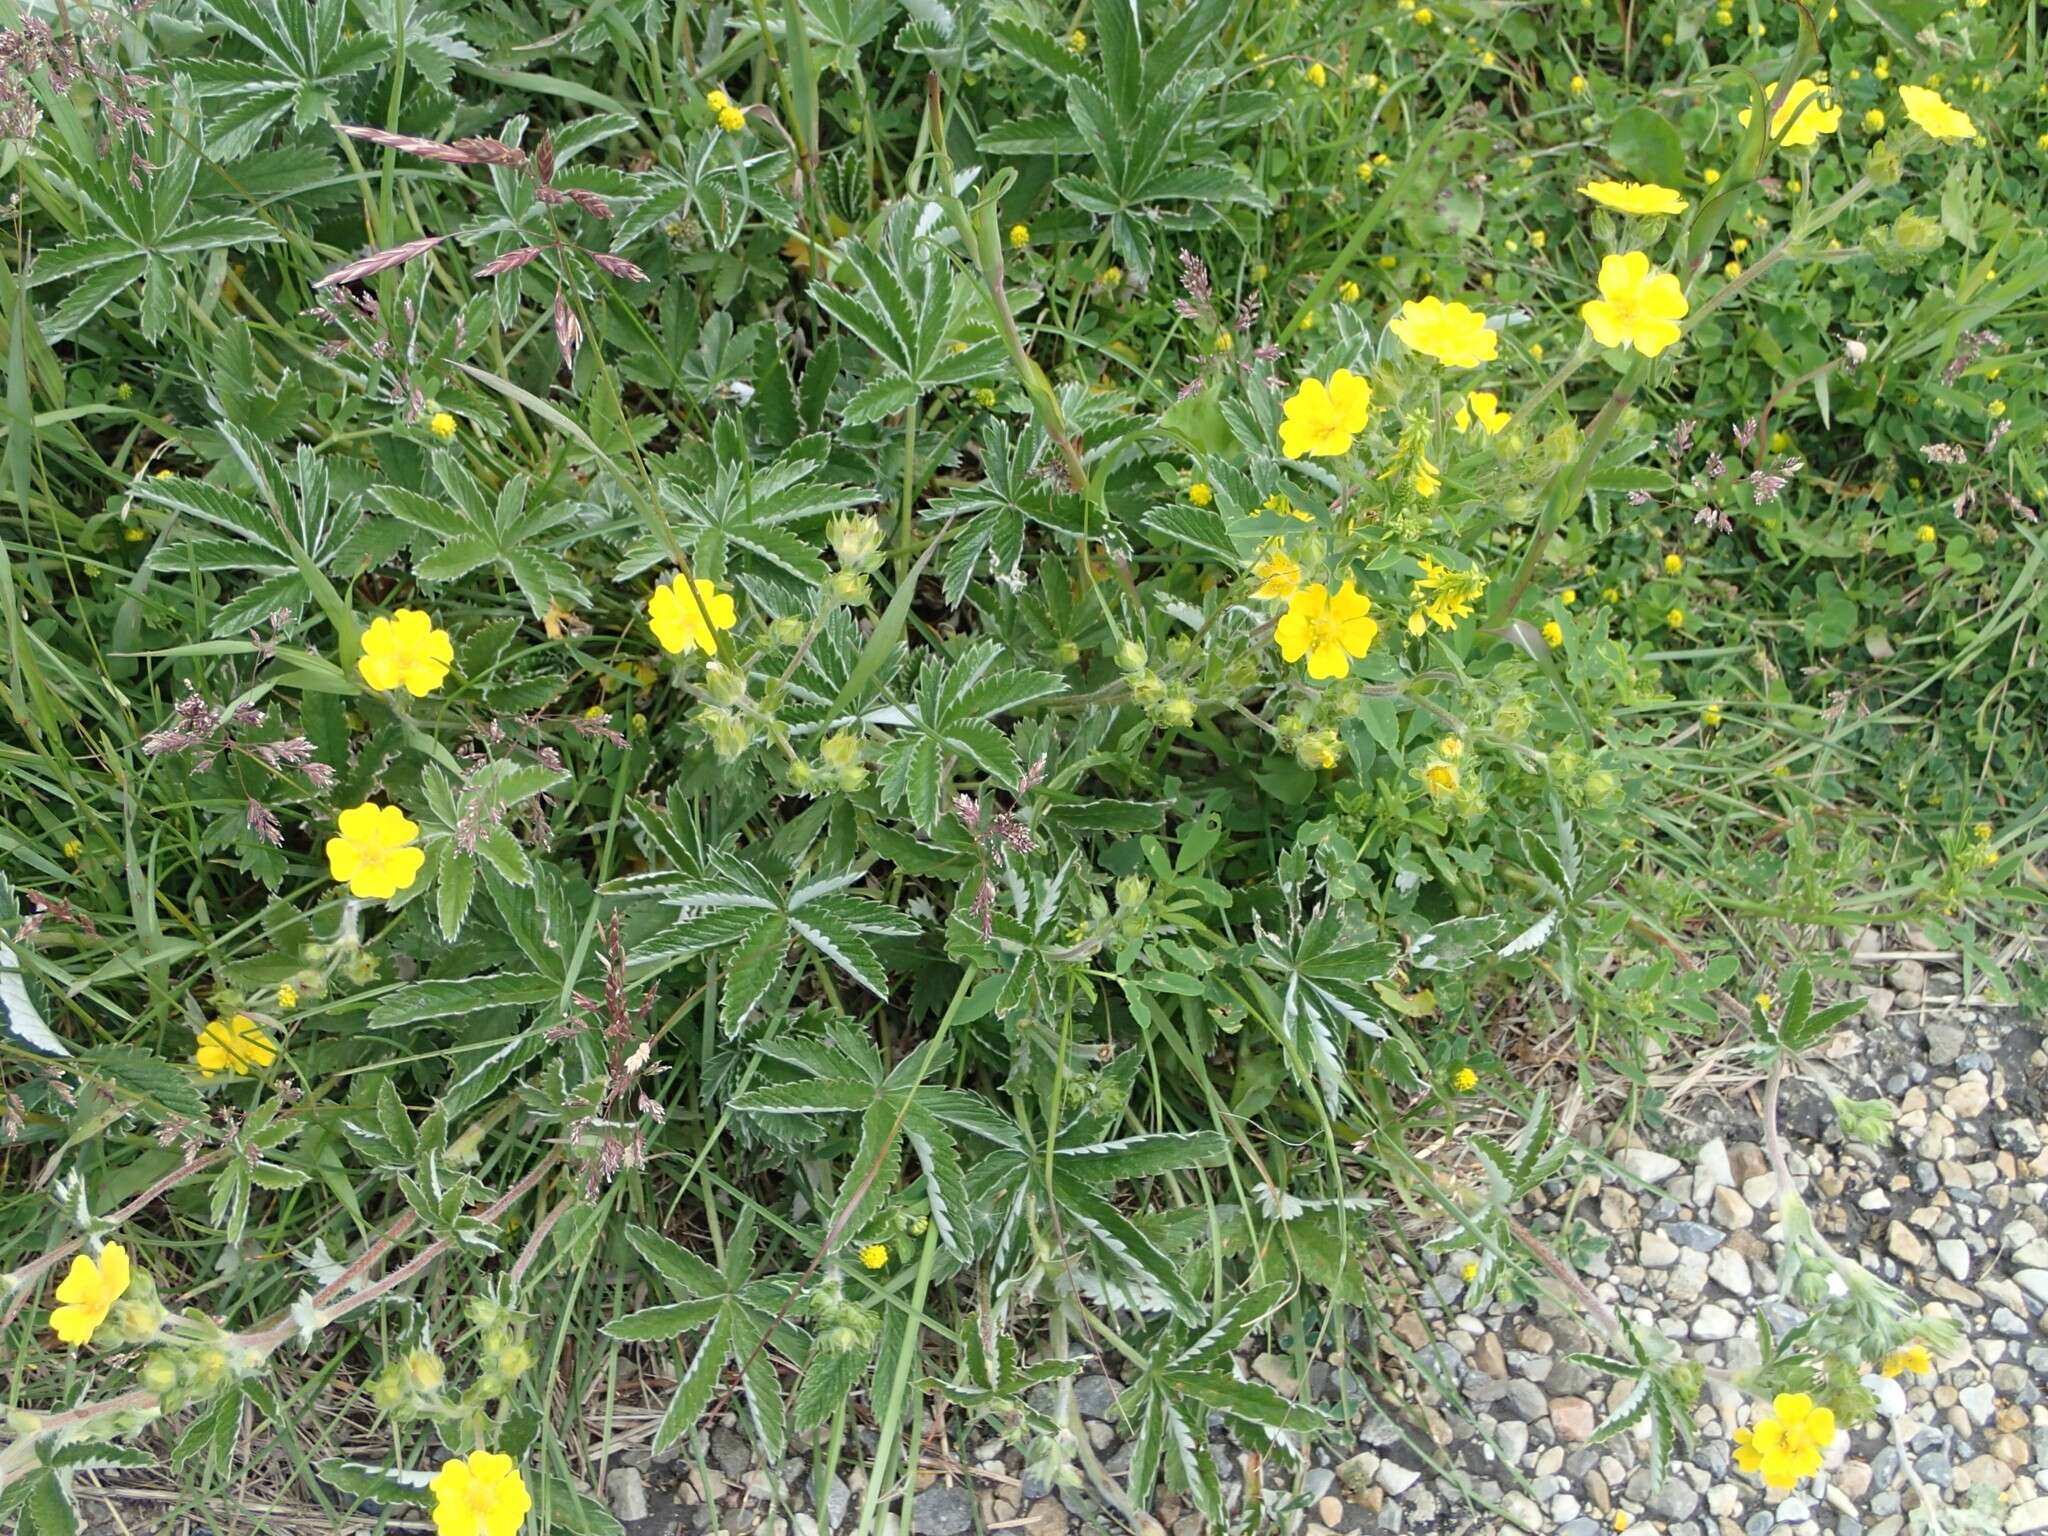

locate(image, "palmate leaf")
[[874, 639, 1066, 830], [810, 205, 1005, 421], [603, 849, 917, 1033], [183, 0, 389, 159], [372, 451, 590, 621], [606, 1219, 803, 1459], [615, 418, 873, 618], [732, 1028, 1008, 1259], [1248, 904, 1397, 1112]]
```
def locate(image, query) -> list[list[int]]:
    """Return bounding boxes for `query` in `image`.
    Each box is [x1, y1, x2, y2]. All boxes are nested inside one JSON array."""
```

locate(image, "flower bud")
[[827, 513, 886, 574], [1114, 639, 1148, 673]]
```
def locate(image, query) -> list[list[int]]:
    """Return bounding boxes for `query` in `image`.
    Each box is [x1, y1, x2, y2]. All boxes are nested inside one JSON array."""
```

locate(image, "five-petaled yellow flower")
[[195, 1014, 278, 1078], [1739, 79, 1840, 148], [1454, 391, 1509, 435], [51, 1241, 131, 1348], [326, 802, 426, 900], [1578, 180, 1689, 216], [1582, 251, 1689, 359], [1276, 581, 1378, 680], [648, 575, 737, 657], [1389, 296, 1498, 368], [1421, 761, 1459, 795], [858, 1243, 889, 1270], [1898, 85, 1976, 142], [357, 608, 454, 697], [1251, 548, 1302, 602], [1733, 1394, 1836, 1491], [1278, 369, 1373, 458], [431, 1451, 532, 1536]]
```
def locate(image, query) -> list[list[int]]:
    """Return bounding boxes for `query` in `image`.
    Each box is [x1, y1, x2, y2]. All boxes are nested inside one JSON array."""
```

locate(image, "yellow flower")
[[51, 1242, 131, 1348], [1863, 107, 1886, 132], [1740, 79, 1840, 148], [1875, 56, 1890, 79], [1275, 581, 1378, 680], [1530, 229, 1547, 250], [1460, 1261, 1479, 1281], [1663, 552, 1683, 574], [430, 1451, 532, 1536], [1579, 180, 1689, 216], [1665, 607, 1685, 629], [1278, 369, 1373, 458], [1602, 585, 1619, 602], [1389, 296, 1498, 368], [1213, 329, 1234, 353], [1421, 760, 1459, 795], [1703, 704, 1723, 727], [1452, 1065, 1478, 1092], [1408, 557, 1487, 630], [1009, 223, 1029, 249], [1882, 1344, 1933, 1377], [1755, 992, 1774, 1013], [648, 574, 737, 656], [1356, 160, 1376, 181], [1541, 620, 1564, 649], [1454, 390, 1510, 435], [1064, 28, 1086, 52], [1974, 821, 1993, 841], [1411, 452, 1440, 499], [1438, 736, 1464, 758], [1733, 1394, 1837, 1491], [277, 983, 298, 1009], [705, 89, 730, 111], [195, 1014, 278, 1078], [1339, 280, 1361, 303], [1252, 548, 1303, 602], [1899, 84, 1976, 141], [1581, 251, 1689, 358], [429, 411, 457, 439], [717, 105, 747, 133], [357, 608, 454, 697], [1614, 1514, 1632, 1532], [62, 837, 83, 859], [1561, 588, 1577, 606], [325, 802, 426, 900], [1188, 481, 1212, 507], [1703, 166, 1722, 185], [858, 1243, 889, 1270], [1569, 74, 1587, 94], [1306, 61, 1327, 88], [1099, 265, 1122, 287]]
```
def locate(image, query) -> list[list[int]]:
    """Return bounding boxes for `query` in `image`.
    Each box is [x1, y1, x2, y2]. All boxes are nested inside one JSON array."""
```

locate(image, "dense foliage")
[[1, 0, 2042, 1528]]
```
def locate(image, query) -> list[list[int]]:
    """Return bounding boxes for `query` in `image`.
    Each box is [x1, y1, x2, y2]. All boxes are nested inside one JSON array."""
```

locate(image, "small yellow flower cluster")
[[705, 88, 746, 133], [1407, 557, 1487, 636]]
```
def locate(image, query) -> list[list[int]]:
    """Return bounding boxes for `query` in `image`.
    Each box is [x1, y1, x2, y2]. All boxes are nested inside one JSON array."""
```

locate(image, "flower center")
[[1307, 613, 1344, 650]]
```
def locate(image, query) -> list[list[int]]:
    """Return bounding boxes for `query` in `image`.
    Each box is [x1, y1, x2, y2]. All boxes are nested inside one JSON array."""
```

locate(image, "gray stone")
[[1925, 1022, 1968, 1067], [1693, 1139, 1734, 1204], [606, 1468, 650, 1523], [1649, 1480, 1700, 1520], [1374, 1461, 1421, 1497], [1072, 1374, 1118, 1418], [1664, 1221, 1725, 1252], [712, 1429, 753, 1477]]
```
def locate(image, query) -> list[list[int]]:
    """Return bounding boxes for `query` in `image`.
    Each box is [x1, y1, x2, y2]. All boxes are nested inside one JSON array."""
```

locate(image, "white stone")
[[2007, 1496, 2048, 1534], [1709, 1247, 1753, 1298], [1374, 1461, 1421, 1497], [1639, 1230, 1681, 1268], [1693, 1139, 1733, 1204], [1692, 1303, 1739, 1341], [1617, 1148, 1683, 1184], [1936, 1239, 1971, 1282]]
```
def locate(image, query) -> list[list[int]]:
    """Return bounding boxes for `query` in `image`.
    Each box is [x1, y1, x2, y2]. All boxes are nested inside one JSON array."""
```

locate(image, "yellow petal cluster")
[[195, 1014, 278, 1078], [1582, 251, 1689, 358], [326, 802, 426, 900], [357, 608, 454, 697], [1389, 296, 1498, 368], [1278, 369, 1373, 458], [51, 1242, 131, 1347], [648, 575, 737, 657], [1732, 1394, 1836, 1491], [1275, 581, 1377, 680], [431, 1452, 532, 1536]]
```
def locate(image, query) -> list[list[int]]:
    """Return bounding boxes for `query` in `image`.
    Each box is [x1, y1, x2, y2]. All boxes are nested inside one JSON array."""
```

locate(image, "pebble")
[[606, 1467, 649, 1523], [1550, 1398, 1596, 1443], [1693, 1303, 1739, 1340], [1936, 1239, 1972, 1282], [1710, 1247, 1754, 1297], [1888, 1221, 1929, 1267], [910, 1487, 974, 1536], [1618, 1148, 1684, 1184]]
